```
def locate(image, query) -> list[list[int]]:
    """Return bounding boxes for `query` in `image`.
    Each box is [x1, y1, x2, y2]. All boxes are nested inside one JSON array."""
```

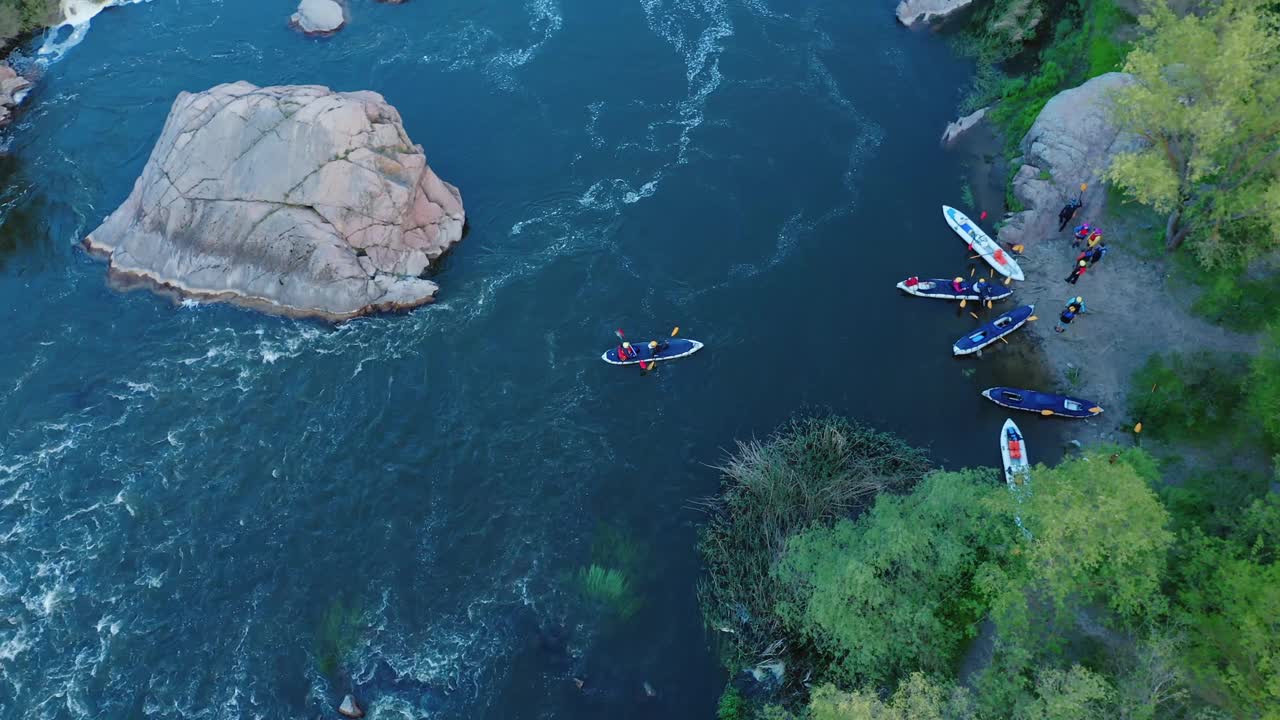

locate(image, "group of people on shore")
[[1054, 197, 1110, 332]]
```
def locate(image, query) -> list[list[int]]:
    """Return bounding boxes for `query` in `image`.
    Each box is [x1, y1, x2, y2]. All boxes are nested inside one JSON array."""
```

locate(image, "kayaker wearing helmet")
[[951, 276, 965, 293]]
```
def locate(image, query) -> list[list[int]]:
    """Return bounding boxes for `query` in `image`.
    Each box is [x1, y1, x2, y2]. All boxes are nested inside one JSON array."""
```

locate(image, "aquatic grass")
[[315, 596, 365, 677], [1065, 365, 1082, 388], [696, 415, 932, 669], [573, 564, 640, 618], [960, 182, 976, 210]]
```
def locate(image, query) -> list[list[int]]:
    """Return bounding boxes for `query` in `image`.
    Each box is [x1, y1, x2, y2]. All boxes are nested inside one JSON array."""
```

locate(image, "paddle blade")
[[960, 299, 967, 308], [969, 311, 979, 320], [1028, 315, 1039, 321], [1004, 277, 1012, 285], [671, 326, 680, 337], [1041, 409, 1054, 416], [970, 267, 975, 277], [615, 328, 626, 340], [1089, 407, 1103, 414], [986, 300, 993, 309], [1080, 183, 1088, 192], [1134, 422, 1143, 433], [999, 336, 1009, 344], [639, 360, 649, 371]]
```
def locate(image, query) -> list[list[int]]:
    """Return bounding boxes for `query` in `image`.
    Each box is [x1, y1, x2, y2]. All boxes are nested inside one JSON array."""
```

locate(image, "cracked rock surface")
[[85, 81, 465, 321]]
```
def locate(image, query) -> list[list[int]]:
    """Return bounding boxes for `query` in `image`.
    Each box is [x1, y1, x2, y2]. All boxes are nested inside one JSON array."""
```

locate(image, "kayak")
[[896, 277, 1014, 302], [953, 305, 1034, 356], [942, 205, 1025, 281], [602, 338, 703, 366], [981, 386, 1104, 418], [1001, 418, 1030, 489]]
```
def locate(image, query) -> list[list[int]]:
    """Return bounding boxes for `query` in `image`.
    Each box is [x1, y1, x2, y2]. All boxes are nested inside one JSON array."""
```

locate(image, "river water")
[[0, 1, 1061, 718]]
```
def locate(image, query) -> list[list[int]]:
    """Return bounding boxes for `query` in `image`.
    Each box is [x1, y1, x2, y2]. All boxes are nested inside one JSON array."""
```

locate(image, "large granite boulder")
[[0, 62, 33, 129], [896, 0, 974, 27], [999, 72, 1141, 246], [85, 82, 465, 321], [291, 0, 346, 35]]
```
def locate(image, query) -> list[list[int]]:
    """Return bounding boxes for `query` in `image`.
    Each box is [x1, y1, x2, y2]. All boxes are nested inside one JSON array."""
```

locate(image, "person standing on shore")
[[1058, 197, 1083, 232], [1088, 244, 1109, 266], [1066, 259, 1088, 284], [1072, 222, 1094, 248]]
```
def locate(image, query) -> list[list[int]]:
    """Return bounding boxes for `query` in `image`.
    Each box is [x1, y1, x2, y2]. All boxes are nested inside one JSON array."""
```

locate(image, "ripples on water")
[[0, 0, 985, 717]]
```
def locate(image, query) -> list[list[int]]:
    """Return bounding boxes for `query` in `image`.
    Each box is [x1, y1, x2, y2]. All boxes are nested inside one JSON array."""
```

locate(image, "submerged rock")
[[941, 106, 987, 146], [84, 81, 466, 321], [0, 62, 33, 129], [338, 694, 364, 718], [896, 0, 974, 27], [291, 0, 346, 35], [998, 73, 1140, 247]]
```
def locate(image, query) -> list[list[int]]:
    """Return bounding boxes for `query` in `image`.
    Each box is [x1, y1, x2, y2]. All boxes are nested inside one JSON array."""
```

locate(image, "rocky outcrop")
[[941, 106, 987, 146], [998, 73, 1141, 246], [338, 694, 364, 718], [291, 0, 346, 35], [85, 82, 466, 321], [896, 0, 974, 27], [0, 62, 33, 129]]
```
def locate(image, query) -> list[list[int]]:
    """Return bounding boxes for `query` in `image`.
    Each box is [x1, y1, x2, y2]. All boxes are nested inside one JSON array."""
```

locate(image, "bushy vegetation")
[[697, 416, 931, 669], [1246, 324, 1280, 450], [0, 0, 61, 46], [775, 469, 1018, 686], [697, 418, 1280, 719], [963, 0, 1134, 152], [573, 564, 639, 618], [1128, 351, 1250, 444], [1189, 268, 1280, 332]]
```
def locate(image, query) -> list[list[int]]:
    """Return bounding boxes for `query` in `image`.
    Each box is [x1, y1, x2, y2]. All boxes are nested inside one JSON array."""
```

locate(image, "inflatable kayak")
[[602, 338, 703, 366], [953, 305, 1034, 356], [942, 205, 1025, 281], [1001, 418, 1030, 488], [981, 387, 1104, 418], [896, 277, 1014, 302]]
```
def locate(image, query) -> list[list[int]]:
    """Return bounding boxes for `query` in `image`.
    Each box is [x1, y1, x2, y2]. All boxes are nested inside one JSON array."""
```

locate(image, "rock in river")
[[85, 82, 466, 321], [291, 0, 346, 35]]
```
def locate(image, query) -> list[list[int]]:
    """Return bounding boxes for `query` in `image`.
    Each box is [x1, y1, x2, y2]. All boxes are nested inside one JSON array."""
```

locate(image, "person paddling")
[[617, 341, 636, 361], [648, 339, 669, 357], [972, 278, 990, 301], [951, 276, 965, 294]]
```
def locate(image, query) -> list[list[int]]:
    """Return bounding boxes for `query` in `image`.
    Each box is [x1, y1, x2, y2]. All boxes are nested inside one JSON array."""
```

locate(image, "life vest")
[[905, 276, 919, 287], [1008, 439, 1022, 459]]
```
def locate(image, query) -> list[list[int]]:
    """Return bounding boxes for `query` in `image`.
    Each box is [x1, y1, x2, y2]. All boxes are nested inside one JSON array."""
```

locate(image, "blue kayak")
[[953, 305, 1035, 356], [602, 338, 704, 366], [982, 387, 1104, 419], [896, 277, 1014, 302]]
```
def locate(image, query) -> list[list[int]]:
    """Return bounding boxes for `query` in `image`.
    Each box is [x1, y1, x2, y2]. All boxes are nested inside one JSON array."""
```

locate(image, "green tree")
[[775, 469, 1018, 686], [1175, 495, 1280, 718], [1019, 452, 1173, 621], [1106, 0, 1280, 265], [1021, 665, 1115, 720], [807, 673, 974, 720], [1247, 324, 1280, 449]]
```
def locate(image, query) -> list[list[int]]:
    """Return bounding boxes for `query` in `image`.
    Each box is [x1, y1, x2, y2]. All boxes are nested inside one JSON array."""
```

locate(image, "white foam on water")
[[37, 0, 152, 62]]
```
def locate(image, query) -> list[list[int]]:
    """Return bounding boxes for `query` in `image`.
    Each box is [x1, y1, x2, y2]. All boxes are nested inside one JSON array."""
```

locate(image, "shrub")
[[716, 685, 747, 720], [1128, 352, 1249, 444], [696, 415, 931, 669], [1246, 324, 1280, 449]]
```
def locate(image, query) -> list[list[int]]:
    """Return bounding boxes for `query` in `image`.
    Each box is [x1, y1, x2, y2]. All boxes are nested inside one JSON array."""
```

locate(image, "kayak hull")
[[953, 305, 1035, 356], [1001, 418, 1030, 489], [942, 205, 1025, 281], [896, 278, 1014, 302], [602, 339, 704, 366], [982, 386, 1104, 419]]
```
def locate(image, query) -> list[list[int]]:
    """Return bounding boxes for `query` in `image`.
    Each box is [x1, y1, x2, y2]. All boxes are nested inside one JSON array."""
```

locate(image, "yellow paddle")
[[1041, 409, 1055, 416], [970, 267, 976, 277], [1134, 422, 1143, 433], [1089, 407, 1103, 414], [969, 311, 979, 320], [1028, 315, 1039, 321], [671, 326, 679, 337]]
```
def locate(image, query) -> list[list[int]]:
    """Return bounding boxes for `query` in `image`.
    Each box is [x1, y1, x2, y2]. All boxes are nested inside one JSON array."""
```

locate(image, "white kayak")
[[942, 205, 1025, 281], [1001, 418, 1030, 489]]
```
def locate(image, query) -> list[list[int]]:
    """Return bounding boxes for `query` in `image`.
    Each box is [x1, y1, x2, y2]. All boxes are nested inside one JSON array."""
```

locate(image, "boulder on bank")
[[291, 0, 346, 35], [84, 81, 466, 321], [896, 0, 974, 27], [0, 62, 33, 129], [998, 72, 1141, 246]]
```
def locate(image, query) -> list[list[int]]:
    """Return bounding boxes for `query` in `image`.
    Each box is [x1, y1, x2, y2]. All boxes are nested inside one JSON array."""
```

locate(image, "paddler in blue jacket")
[[648, 339, 669, 358], [972, 278, 990, 301]]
